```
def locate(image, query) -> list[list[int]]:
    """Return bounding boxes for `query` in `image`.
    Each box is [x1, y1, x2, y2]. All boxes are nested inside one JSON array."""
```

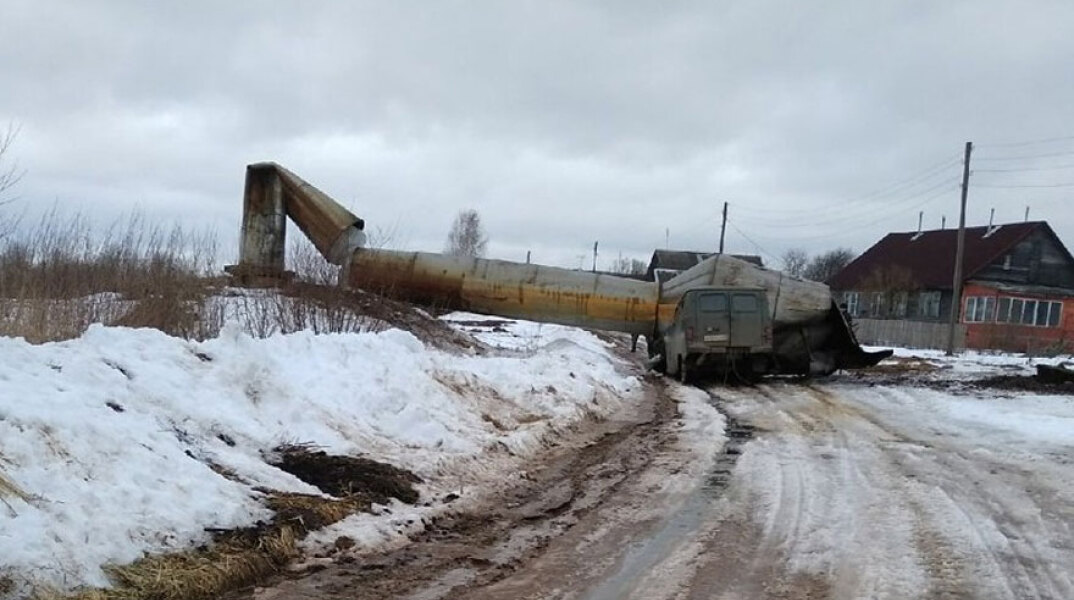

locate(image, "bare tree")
[[781, 248, 808, 278], [0, 123, 23, 243], [803, 247, 855, 283], [609, 256, 647, 276], [0, 122, 24, 205], [445, 209, 488, 257]]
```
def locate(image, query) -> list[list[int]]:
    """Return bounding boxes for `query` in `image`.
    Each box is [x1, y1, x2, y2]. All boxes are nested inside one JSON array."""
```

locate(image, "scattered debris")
[[104, 402, 125, 413]]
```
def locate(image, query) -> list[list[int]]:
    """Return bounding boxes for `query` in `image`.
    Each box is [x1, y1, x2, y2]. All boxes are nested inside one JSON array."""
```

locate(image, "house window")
[[893, 292, 908, 318], [964, 296, 995, 323], [1022, 300, 1037, 325], [1036, 302, 1050, 326], [843, 292, 860, 317], [870, 292, 885, 317], [991, 296, 1063, 328], [918, 291, 941, 318], [997, 297, 1012, 322]]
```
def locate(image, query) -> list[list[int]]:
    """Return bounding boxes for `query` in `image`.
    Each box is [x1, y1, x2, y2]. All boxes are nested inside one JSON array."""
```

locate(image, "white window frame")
[[870, 292, 885, 317], [843, 292, 860, 317], [964, 296, 996, 323], [919, 291, 941, 319], [990, 295, 1064, 328]]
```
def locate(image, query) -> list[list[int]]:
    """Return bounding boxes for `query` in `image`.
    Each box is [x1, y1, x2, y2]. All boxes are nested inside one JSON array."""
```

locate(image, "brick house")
[[828, 221, 1074, 353]]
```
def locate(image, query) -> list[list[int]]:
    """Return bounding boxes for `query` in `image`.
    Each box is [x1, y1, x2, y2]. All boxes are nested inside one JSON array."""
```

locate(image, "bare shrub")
[[0, 211, 219, 342], [0, 209, 392, 343]]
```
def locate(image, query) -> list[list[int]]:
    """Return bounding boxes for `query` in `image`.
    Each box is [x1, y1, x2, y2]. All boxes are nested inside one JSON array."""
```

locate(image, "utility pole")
[[719, 201, 728, 254], [946, 141, 973, 356], [592, 241, 598, 272]]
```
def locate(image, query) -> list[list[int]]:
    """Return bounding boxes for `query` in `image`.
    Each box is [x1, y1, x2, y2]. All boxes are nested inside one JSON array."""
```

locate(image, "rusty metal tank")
[[346, 250, 659, 336]]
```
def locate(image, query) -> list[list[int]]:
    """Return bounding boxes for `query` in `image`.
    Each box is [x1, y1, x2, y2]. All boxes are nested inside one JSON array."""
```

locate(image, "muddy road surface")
[[236, 374, 1074, 599]]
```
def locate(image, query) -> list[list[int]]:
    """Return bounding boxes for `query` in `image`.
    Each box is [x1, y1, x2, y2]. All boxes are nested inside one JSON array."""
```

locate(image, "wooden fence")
[[852, 318, 965, 351]]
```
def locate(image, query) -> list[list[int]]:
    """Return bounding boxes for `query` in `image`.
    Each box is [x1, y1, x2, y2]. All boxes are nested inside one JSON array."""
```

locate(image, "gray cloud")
[[2, 0, 1074, 268]]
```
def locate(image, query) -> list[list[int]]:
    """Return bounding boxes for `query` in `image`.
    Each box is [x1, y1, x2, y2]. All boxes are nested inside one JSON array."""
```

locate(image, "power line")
[[971, 181, 1074, 189], [974, 163, 1074, 173], [977, 134, 1074, 148], [735, 181, 960, 243], [735, 177, 959, 231], [726, 220, 781, 265], [733, 153, 962, 218], [974, 149, 1074, 162]]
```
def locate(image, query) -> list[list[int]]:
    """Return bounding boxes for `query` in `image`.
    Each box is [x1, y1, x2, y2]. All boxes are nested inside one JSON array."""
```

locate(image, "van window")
[[698, 293, 728, 312], [732, 294, 759, 312]]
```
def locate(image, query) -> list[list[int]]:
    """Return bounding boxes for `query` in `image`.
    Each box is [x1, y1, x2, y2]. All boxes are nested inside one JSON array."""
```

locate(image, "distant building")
[[829, 221, 1074, 353], [646, 250, 764, 283]]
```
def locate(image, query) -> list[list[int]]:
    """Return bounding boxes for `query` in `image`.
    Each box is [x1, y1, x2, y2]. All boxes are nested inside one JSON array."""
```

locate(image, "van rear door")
[[729, 292, 764, 348], [695, 292, 731, 346]]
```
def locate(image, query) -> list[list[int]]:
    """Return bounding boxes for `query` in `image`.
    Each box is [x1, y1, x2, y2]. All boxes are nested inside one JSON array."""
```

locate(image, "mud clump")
[[973, 374, 1074, 394], [272, 445, 422, 504]]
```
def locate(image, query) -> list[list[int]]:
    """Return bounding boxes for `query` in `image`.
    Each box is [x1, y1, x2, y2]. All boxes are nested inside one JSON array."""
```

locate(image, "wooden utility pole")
[[592, 241, 598, 272], [718, 201, 728, 253], [946, 141, 973, 355]]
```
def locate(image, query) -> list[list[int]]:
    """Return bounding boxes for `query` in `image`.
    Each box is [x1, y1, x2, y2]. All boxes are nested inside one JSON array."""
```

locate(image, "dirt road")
[[237, 374, 1074, 599]]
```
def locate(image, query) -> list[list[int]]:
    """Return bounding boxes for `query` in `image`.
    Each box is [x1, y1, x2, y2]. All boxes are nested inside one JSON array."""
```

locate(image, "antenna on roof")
[[989, 208, 994, 229], [941, 215, 946, 230], [1025, 206, 1030, 222]]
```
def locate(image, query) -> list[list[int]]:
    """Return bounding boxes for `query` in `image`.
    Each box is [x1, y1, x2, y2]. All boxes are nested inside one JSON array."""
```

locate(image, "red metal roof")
[[829, 221, 1061, 290]]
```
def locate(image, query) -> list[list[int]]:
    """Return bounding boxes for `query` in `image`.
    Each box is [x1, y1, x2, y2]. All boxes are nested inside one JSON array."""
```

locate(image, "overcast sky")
[[2, 1, 1074, 269]]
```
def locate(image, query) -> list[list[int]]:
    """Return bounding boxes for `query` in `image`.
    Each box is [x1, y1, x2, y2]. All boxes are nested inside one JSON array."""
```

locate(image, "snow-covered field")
[[0, 314, 643, 597]]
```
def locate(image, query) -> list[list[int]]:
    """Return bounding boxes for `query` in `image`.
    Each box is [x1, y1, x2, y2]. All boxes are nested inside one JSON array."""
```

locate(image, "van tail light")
[[685, 326, 694, 341]]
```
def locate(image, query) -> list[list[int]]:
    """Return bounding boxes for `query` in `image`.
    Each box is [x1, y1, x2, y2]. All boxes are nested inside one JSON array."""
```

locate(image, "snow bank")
[[0, 317, 641, 595]]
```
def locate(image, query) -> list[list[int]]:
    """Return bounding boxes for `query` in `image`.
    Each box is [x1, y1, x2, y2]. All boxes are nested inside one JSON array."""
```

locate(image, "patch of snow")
[[0, 317, 642, 596]]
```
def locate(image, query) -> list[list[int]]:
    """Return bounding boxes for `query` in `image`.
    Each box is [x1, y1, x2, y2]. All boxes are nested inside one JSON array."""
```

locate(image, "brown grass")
[[0, 470, 31, 505], [0, 211, 384, 342], [37, 493, 366, 600]]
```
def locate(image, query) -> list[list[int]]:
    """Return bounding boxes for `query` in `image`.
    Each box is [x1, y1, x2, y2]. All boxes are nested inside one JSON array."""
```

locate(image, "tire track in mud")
[[231, 376, 682, 600], [677, 385, 834, 600], [575, 393, 756, 600], [852, 385, 1074, 600], [725, 382, 971, 599], [774, 382, 1074, 600]]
